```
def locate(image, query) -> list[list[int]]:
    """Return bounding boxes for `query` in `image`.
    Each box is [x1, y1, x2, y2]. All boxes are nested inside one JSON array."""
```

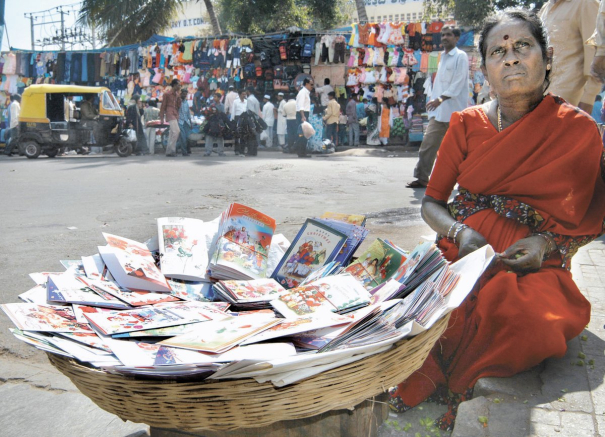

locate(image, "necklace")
[[497, 104, 502, 132]]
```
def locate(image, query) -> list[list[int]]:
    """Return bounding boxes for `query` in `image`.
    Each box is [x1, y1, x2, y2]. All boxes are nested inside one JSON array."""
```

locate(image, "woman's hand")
[[499, 236, 548, 273], [457, 228, 488, 258]]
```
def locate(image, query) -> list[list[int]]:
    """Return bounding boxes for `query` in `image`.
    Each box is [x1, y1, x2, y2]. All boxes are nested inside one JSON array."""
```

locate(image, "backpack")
[[278, 41, 288, 61], [255, 65, 263, 78], [301, 37, 314, 58], [285, 65, 300, 80], [264, 80, 274, 93], [263, 68, 274, 81], [244, 63, 256, 78], [289, 40, 302, 60], [273, 65, 285, 80], [260, 51, 272, 69]]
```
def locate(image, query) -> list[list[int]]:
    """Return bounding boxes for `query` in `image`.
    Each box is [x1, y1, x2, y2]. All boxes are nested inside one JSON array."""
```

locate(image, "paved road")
[[0, 148, 432, 436]]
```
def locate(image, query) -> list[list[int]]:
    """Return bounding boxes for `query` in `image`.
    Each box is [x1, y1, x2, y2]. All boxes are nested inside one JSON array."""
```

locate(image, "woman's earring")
[[546, 64, 551, 70]]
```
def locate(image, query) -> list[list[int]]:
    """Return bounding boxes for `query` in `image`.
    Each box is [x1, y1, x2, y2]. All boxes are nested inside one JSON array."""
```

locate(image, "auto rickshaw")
[[17, 84, 133, 159]]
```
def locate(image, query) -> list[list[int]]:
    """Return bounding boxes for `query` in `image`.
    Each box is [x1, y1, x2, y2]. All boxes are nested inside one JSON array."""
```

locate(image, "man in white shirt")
[[261, 94, 275, 148], [315, 78, 334, 109], [407, 27, 469, 188], [231, 90, 248, 156], [246, 87, 261, 152], [224, 86, 238, 116], [283, 94, 298, 153], [295, 78, 314, 157], [4, 94, 21, 156], [275, 92, 287, 149]]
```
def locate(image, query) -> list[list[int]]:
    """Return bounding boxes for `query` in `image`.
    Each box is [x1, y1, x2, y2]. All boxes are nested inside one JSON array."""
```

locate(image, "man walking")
[[203, 106, 229, 157], [143, 100, 160, 155], [407, 26, 468, 188], [295, 78, 313, 157], [4, 94, 20, 156], [322, 91, 339, 144], [126, 94, 149, 155], [230, 89, 248, 157], [177, 89, 192, 156], [159, 79, 182, 157], [540, 0, 600, 112], [261, 94, 275, 148], [283, 94, 297, 153], [275, 92, 287, 149], [346, 93, 360, 147], [246, 87, 261, 151]]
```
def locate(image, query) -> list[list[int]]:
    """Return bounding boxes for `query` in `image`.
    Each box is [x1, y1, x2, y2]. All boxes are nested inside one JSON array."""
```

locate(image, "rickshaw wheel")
[[46, 148, 59, 158], [116, 138, 133, 157], [23, 141, 41, 159]]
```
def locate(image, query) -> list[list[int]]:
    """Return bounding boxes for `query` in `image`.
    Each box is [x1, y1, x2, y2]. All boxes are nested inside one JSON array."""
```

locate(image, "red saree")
[[390, 95, 605, 412]]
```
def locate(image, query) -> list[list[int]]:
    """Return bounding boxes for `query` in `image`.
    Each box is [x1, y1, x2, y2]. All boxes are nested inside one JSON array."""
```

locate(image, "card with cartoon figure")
[[210, 204, 277, 280], [158, 217, 211, 281], [272, 219, 347, 289]]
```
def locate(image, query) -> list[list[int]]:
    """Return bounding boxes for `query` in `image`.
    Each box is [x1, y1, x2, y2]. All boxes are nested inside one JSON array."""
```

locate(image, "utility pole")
[[58, 6, 66, 51], [25, 13, 35, 50]]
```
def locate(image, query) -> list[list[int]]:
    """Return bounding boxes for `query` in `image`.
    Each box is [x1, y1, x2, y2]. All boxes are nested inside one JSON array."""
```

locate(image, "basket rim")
[[47, 313, 450, 432]]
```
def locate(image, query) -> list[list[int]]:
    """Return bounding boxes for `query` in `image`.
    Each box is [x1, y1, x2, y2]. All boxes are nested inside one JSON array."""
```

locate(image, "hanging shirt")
[[428, 46, 469, 123]]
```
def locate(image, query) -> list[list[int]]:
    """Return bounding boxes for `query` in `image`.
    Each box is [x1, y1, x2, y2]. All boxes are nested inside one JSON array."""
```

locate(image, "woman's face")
[[482, 19, 549, 99]]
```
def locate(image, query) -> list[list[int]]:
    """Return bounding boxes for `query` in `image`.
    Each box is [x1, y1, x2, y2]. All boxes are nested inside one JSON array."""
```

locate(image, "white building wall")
[[353, 0, 451, 23], [160, 0, 211, 38]]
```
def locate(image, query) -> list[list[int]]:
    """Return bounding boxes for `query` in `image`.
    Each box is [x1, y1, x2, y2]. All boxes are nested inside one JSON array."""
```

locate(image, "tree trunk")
[[355, 0, 368, 22], [202, 0, 222, 35]]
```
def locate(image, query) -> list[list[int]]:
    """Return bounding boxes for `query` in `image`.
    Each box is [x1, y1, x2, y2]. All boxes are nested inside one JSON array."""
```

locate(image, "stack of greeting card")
[[1, 206, 495, 384], [208, 204, 276, 280]]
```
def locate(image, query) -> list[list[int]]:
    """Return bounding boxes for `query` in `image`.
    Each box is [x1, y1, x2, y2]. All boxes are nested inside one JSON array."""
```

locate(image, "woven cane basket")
[[47, 313, 449, 432]]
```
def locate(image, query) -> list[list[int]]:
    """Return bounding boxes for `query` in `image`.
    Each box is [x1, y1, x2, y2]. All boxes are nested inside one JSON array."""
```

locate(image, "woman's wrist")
[[532, 232, 556, 259], [447, 221, 470, 244]]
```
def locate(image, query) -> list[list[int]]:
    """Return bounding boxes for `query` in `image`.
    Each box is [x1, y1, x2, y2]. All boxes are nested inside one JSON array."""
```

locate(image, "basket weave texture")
[[48, 314, 449, 432]]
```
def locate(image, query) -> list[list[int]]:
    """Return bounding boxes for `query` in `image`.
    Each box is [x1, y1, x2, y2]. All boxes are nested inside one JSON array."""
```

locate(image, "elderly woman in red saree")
[[389, 9, 605, 431]]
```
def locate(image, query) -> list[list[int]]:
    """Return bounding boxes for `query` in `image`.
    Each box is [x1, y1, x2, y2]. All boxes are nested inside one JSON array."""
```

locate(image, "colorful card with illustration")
[[56, 331, 112, 353], [214, 278, 286, 303], [210, 203, 276, 280], [159, 314, 280, 353], [272, 219, 348, 289], [241, 312, 352, 345], [320, 212, 366, 227], [46, 274, 130, 309], [167, 278, 215, 302], [270, 274, 371, 318], [81, 254, 110, 280], [60, 260, 86, 276], [158, 217, 210, 281], [79, 276, 179, 307], [83, 302, 215, 335], [344, 238, 408, 290], [314, 217, 369, 266], [1, 303, 92, 333], [99, 233, 171, 292]]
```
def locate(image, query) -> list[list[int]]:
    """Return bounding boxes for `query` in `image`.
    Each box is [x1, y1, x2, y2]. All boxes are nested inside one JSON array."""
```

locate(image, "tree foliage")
[[217, 0, 348, 34], [424, 0, 546, 28], [78, 0, 184, 46]]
